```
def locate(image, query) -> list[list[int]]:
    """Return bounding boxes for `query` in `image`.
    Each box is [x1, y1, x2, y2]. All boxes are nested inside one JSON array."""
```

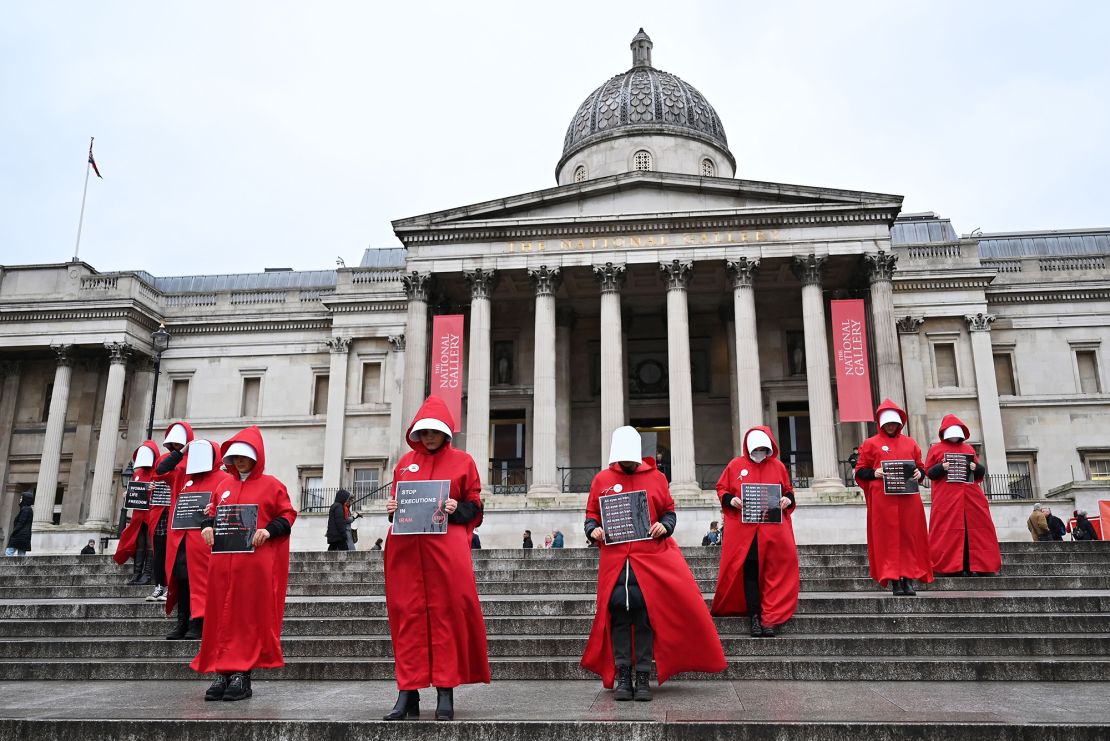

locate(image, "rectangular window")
[[170, 379, 189, 419], [934, 343, 958, 387], [312, 374, 329, 415], [1076, 350, 1101, 394], [301, 474, 324, 511], [993, 353, 1016, 396], [360, 362, 382, 404], [352, 467, 381, 499], [241, 377, 261, 417], [1004, 456, 1036, 499], [1081, 452, 1110, 481]]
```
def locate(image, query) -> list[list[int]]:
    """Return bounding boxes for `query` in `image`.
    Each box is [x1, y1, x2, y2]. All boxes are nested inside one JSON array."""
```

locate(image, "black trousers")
[[153, 511, 169, 587], [173, 541, 190, 621], [327, 542, 349, 551], [612, 605, 654, 672], [743, 536, 762, 615], [134, 523, 152, 576]]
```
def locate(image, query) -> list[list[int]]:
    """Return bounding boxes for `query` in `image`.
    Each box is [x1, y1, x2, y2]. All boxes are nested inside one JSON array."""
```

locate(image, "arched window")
[[633, 150, 653, 171], [701, 158, 716, 177], [574, 165, 587, 183]]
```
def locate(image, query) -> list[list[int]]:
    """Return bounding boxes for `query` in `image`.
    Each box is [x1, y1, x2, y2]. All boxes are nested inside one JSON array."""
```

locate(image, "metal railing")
[[984, 473, 1035, 500], [696, 463, 727, 490], [558, 466, 596, 493], [488, 465, 530, 496], [301, 480, 393, 513]]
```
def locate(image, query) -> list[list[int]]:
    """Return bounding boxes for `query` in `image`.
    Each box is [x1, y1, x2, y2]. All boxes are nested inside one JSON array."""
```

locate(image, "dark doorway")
[[490, 409, 527, 494], [631, 418, 670, 481], [776, 401, 813, 486]]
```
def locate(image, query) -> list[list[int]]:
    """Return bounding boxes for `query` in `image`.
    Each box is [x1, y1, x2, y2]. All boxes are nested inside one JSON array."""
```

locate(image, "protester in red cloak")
[[582, 426, 726, 702], [855, 399, 934, 596], [190, 426, 296, 702], [113, 441, 160, 584], [711, 426, 800, 637], [925, 414, 1001, 576], [145, 421, 194, 603], [383, 396, 488, 722], [164, 439, 233, 641]]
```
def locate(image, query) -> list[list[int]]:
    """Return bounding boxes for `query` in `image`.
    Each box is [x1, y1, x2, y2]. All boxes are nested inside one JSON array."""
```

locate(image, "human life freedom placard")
[[392, 480, 450, 535], [599, 489, 652, 545]]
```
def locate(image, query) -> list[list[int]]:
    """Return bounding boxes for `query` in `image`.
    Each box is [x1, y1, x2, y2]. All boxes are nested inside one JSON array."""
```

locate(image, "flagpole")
[[73, 137, 94, 262]]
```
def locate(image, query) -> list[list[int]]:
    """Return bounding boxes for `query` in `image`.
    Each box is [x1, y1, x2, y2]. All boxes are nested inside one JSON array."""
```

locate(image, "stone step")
[[1, 592, 1107, 620], [2, 633, 1107, 661], [5, 611, 1110, 638], [2, 654, 1108, 681]]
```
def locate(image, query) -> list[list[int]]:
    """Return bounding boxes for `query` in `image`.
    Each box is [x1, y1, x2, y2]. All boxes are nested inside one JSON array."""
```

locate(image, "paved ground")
[[0, 680, 1106, 724]]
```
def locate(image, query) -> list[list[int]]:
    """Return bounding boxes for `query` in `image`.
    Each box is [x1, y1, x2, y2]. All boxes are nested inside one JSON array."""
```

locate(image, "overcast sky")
[[2, 1, 1107, 276]]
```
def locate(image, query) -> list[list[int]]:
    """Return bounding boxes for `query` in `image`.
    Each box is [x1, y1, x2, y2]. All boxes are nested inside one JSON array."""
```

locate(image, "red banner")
[[1099, 500, 1109, 541], [430, 315, 465, 431], [830, 300, 874, 422]]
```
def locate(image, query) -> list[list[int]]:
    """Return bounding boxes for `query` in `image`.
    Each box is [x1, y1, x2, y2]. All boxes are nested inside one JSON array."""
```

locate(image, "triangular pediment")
[[392, 171, 902, 241]]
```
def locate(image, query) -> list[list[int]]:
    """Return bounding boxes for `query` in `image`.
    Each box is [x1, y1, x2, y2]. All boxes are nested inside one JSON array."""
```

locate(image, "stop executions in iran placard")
[[431, 314, 465, 431], [830, 299, 874, 422]]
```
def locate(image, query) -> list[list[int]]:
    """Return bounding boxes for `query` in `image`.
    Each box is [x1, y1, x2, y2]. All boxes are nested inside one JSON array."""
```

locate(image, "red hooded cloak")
[[164, 439, 234, 618], [152, 421, 195, 534], [710, 426, 800, 627], [190, 426, 297, 674], [925, 414, 1002, 574], [384, 396, 490, 690], [581, 457, 727, 687], [855, 399, 934, 585], [113, 441, 160, 566]]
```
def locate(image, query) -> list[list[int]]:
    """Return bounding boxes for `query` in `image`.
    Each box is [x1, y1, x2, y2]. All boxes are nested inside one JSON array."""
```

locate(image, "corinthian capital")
[[464, 268, 499, 300], [896, 316, 925, 334], [863, 251, 898, 282], [104, 341, 133, 364], [50, 344, 74, 367], [325, 336, 352, 353], [965, 313, 995, 332], [401, 271, 432, 302], [388, 334, 406, 352], [527, 265, 561, 297], [593, 262, 626, 294], [659, 260, 693, 291], [725, 257, 760, 289], [791, 255, 826, 287]]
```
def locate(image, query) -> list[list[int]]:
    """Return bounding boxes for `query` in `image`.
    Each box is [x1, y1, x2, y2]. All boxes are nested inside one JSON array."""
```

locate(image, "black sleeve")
[[200, 516, 215, 530], [584, 518, 601, 540], [265, 516, 292, 539], [448, 500, 480, 525], [658, 510, 677, 537], [926, 463, 946, 481], [973, 462, 986, 480], [721, 493, 737, 509], [155, 450, 183, 475], [856, 467, 876, 481], [784, 490, 796, 505]]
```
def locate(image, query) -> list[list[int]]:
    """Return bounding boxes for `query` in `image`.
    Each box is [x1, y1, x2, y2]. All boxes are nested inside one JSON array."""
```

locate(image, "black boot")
[[435, 687, 454, 721], [634, 670, 652, 702], [901, 577, 916, 596], [204, 674, 229, 701], [762, 622, 777, 638], [222, 672, 252, 701], [128, 558, 143, 584], [383, 690, 420, 720], [184, 618, 203, 640], [165, 608, 190, 640], [613, 666, 634, 701], [750, 614, 763, 637], [892, 579, 906, 596], [135, 552, 153, 586]]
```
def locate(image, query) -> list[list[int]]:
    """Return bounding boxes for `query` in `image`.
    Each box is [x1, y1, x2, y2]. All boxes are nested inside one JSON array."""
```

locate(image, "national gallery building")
[[2, 31, 1108, 550]]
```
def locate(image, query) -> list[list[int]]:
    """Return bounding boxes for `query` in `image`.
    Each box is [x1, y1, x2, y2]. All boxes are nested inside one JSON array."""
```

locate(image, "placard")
[[599, 489, 652, 545], [944, 453, 974, 484], [125, 481, 151, 511], [881, 460, 919, 495], [741, 483, 783, 524], [150, 481, 173, 508], [392, 480, 450, 535], [212, 504, 258, 553], [171, 491, 212, 530]]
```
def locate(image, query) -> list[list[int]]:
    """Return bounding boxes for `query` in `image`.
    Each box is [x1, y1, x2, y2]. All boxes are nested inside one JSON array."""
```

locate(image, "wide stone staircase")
[[0, 541, 1108, 738]]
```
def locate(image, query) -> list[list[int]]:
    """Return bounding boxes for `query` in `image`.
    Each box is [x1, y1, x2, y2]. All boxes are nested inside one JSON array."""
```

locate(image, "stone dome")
[[558, 29, 733, 175]]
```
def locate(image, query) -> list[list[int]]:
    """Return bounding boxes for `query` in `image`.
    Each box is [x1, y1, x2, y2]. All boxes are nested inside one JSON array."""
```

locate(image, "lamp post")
[[146, 322, 171, 439]]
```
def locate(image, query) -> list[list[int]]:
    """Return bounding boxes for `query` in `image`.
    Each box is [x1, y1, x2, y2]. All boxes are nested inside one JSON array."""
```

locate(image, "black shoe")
[[750, 614, 763, 637], [892, 580, 906, 596], [134, 574, 152, 586], [204, 675, 228, 701], [901, 577, 917, 596], [128, 573, 143, 585], [383, 690, 420, 720], [184, 618, 203, 640], [434, 687, 454, 721], [762, 623, 777, 638], [165, 618, 189, 640], [613, 666, 634, 701], [634, 671, 652, 702], [222, 672, 252, 701]]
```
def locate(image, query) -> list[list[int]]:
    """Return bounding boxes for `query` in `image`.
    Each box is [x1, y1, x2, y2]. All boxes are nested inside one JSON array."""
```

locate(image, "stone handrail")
[[229, 291, 287, 305]]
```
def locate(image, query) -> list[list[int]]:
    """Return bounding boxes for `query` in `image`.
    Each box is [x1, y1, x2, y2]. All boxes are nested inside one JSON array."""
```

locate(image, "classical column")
[[33, 345, 73, 528], [727, 257, 763, 432], [792, 256, 842, 493], [0, 362, 22, 534], [660, 260, 700, 495], [464, 268, 498, 485], [721, 306, 741, 456], [400, 272, 432, 430], [896, 317, 928, 441], [86, 342, 133, 528], [863, 251, 905, 406], [593, 263, 626, 466], [966, 313, 1008, 476], [321, 336, 351, 490], [386, 334, 407, 476], [555, 308, 575, 471], [528, 266, 561, 495]]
